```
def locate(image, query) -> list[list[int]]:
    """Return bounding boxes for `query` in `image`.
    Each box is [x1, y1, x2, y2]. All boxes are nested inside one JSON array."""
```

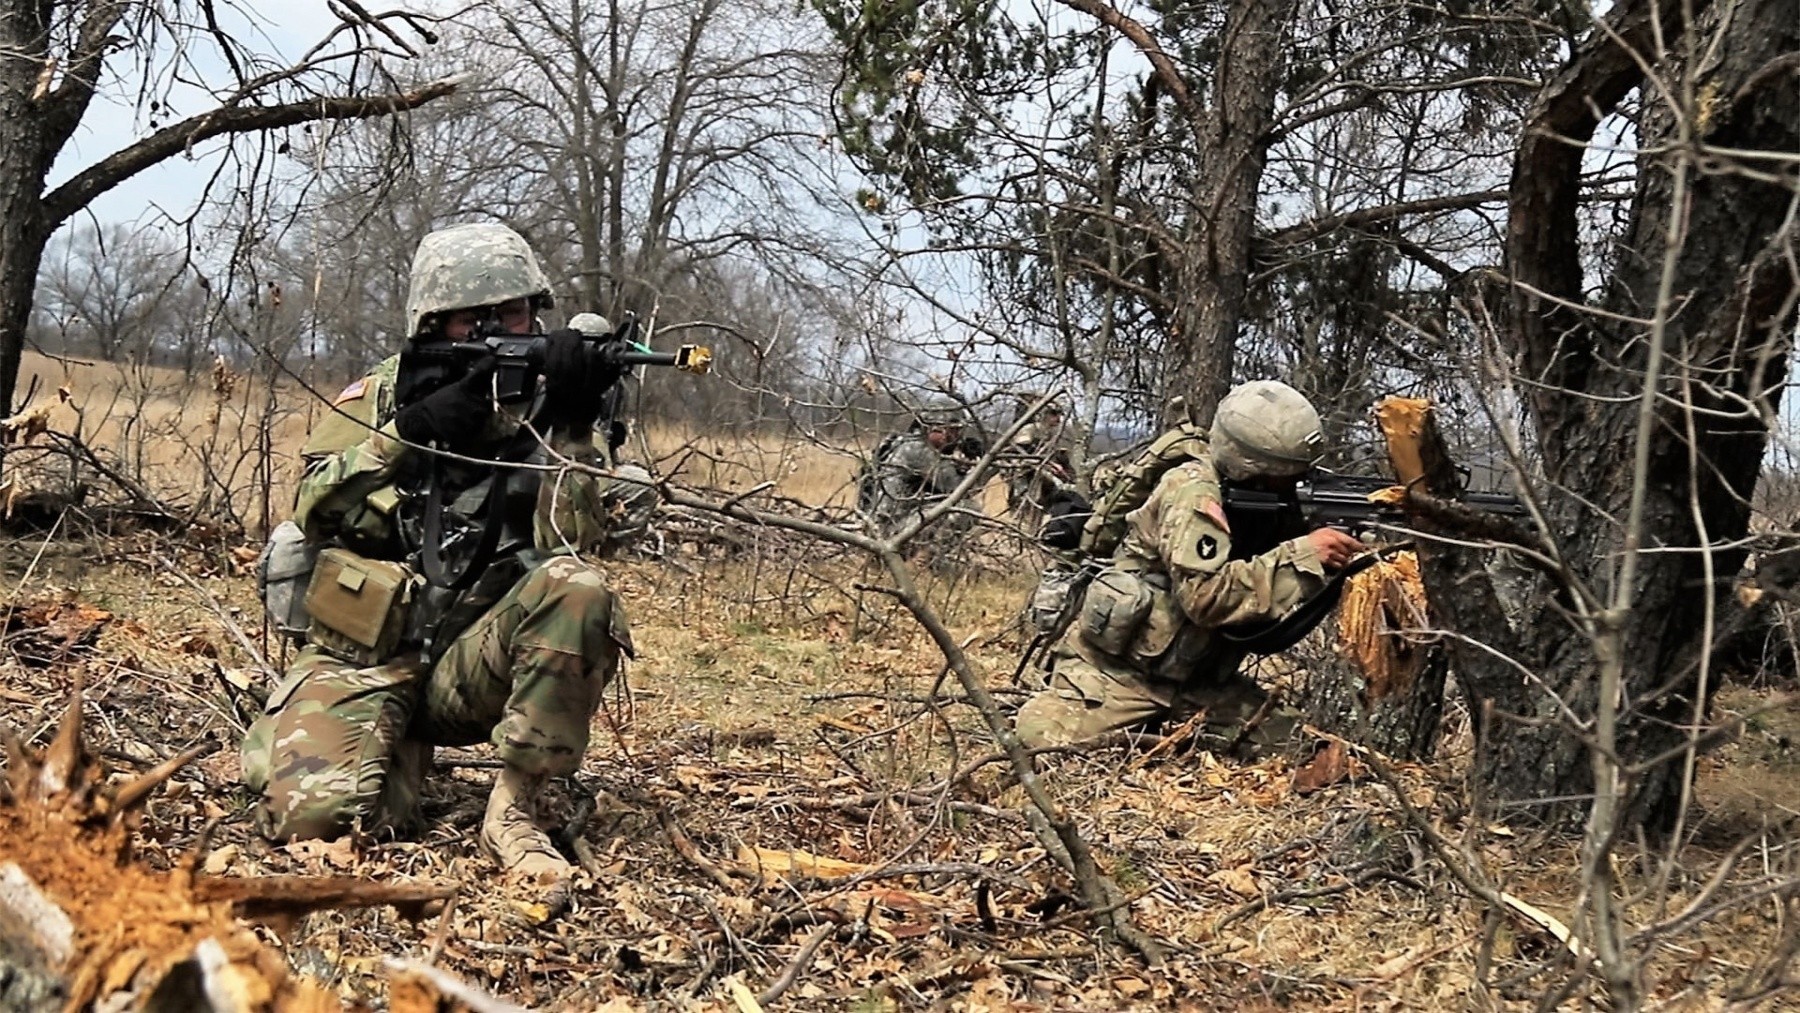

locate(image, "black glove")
[[394, 356, 496, 449], [538, 328, 604, 431], [958, 435, 986, 458]]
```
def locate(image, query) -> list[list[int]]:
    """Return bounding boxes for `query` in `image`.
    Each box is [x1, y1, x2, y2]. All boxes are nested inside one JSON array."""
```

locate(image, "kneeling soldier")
[[243, 223, 655, 889]]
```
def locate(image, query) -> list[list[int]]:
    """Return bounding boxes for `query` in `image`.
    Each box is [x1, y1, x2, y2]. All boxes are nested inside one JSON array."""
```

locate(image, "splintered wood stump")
[[1299, 397, 1456, 761], [1301, 551, 1446, 761], [0, 691, 490, 1013], [1373, 396, 1458, 494]]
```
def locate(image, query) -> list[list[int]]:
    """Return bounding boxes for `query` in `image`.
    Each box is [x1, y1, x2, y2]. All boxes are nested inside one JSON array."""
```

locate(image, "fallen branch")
[[660, 805, 750, 894], [756, 922, 837, 1006]]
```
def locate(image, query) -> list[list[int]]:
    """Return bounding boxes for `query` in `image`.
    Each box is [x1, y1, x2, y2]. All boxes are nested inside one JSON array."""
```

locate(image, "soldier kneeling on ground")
[[1015, 380, 1367, 754], [245, 223, 656, 890], [856, 405, 984, 544]]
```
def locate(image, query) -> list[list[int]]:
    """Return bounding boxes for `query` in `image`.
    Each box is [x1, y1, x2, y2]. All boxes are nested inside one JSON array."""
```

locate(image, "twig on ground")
[[756, 922, 836, 1005], [150, 551, 274, 680], [660, 805, 748, 894]]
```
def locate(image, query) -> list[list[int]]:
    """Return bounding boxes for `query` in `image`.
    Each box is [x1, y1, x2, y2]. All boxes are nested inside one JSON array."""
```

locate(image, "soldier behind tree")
[[856, 405, 982, 540], [1014, 380, 1367, 752], [1004, 399, 1078, 525]]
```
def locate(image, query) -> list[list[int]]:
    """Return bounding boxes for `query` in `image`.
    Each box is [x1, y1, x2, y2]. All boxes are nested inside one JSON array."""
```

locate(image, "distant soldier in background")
[[856, 405, 985, 548], [1003, 399, 1080, 531], [244, 222, 657, 894], [999, 399, 1094, 630]]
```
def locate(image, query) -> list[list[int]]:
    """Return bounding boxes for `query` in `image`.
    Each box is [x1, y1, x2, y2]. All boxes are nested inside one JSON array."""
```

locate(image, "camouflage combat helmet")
[[568, 312, 613, 336], [405, 222, 555, 338], [913, 400, 967, 431], [1209, 380, 1324, 481]]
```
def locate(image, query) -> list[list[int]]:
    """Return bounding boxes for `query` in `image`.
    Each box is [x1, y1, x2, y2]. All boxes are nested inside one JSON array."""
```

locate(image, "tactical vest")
[[1077, 423, 1210, 559]]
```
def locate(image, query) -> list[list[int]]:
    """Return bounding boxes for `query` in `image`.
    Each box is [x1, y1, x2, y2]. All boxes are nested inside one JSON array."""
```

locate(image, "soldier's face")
[[443, 297, 534, 340], [927, 426, 961, 450]]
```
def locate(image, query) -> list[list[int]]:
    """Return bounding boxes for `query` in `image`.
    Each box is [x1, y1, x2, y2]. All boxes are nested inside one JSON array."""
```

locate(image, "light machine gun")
[[1212, 471, 1526, 651], [1221, 471, 1525, 540]]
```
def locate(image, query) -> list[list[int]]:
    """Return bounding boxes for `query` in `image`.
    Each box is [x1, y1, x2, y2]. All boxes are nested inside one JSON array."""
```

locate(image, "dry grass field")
[[3, 363, 1798, 1010]]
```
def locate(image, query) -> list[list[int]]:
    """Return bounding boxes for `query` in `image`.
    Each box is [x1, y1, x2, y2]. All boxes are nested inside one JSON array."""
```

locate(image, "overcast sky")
[[50, 2, 430, 227]]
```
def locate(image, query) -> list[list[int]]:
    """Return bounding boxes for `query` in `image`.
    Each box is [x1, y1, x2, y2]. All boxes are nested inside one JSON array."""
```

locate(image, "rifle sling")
[[418, 432, 539, 591]]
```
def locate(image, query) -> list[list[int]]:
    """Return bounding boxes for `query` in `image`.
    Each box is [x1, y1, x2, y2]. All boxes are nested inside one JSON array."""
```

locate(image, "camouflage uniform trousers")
[[1015, 651, 1299, 756], [241, 554, 629, 841]]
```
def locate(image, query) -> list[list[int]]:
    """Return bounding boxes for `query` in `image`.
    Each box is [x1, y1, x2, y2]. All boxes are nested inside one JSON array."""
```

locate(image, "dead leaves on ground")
[[2, 593, 113, 665]]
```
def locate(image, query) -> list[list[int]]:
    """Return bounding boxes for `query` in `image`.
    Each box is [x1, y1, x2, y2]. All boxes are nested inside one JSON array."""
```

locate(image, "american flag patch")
[[333, 379, 367, 404], [1202, 498, 1231, 533]]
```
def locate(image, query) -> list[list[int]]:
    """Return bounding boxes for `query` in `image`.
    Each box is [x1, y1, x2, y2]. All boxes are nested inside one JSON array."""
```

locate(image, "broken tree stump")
[[1299, 398, 1461, 760], [0, 690, 500, 1013]]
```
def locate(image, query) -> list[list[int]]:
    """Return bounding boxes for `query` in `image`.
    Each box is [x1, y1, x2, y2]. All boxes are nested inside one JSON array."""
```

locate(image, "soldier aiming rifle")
[[246, 222, 708, 894], [1015, 380, 1521, 753]]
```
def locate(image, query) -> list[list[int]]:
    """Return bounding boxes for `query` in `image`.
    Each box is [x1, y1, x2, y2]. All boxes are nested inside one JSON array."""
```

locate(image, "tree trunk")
[[1164, 0, 1296, 426], [1302, 552, 1447, 761], [1302, 647, 1447, 761], [0, 2, 51, 424], [1441, 0, 1800, 832]]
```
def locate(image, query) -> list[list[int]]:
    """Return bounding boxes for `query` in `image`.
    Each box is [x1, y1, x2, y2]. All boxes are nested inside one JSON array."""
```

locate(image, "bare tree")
[[0, 0, 458, 443], [34, 223, 186, 364]]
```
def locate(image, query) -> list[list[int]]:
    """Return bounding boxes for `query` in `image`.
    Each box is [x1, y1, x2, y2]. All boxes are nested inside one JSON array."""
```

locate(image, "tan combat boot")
[[480, 764, 573, 885]]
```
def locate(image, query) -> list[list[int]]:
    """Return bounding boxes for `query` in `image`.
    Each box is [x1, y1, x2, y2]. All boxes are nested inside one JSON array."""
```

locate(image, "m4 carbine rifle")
[[1222, 470, 1526, 538], [400, 311, 711, 410], [396, 312, 711, 592]]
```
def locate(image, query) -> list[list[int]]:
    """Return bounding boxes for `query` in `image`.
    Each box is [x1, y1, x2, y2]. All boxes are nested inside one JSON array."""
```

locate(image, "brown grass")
[[12, 350, 318, 524], [11, 354, 1020, 533], [2, 366, 1794, 1010]]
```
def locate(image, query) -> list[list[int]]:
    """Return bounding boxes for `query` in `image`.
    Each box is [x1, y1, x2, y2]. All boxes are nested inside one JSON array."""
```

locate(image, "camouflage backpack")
[[1076, 422, 1211, 560]]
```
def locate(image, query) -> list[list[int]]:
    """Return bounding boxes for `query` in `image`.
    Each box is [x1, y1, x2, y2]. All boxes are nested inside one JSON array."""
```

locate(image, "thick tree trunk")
[[0, 216, 49, 423], [0, 188, 50, 431], [1163, 0, 1296, 426], [0, 3, 51, 425], [1303, 649, 1447, 761], [1442, 0, 1800, 832]]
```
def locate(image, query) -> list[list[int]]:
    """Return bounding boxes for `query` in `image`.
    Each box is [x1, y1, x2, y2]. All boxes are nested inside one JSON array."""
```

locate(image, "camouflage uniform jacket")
[[295, 356, 412, 552], [862, 433, 966, 532], [297, 355, 647, 654], [1057, 451, 1327, 694]]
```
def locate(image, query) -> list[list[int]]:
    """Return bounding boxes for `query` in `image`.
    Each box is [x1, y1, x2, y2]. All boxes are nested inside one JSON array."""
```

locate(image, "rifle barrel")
[[611, 350, 679, 367]]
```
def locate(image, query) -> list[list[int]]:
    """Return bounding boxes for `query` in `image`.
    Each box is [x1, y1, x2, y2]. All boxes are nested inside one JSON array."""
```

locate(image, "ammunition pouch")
[[304, 548, 418, 666], [1080, 569, 1155, 656]]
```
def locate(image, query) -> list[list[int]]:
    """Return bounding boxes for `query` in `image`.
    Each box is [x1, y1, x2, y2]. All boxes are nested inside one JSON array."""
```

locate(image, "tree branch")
[[40, 0, 129, 155], [1056, 0, 1201, 125], [40, 78, 461, 227], [1258, 190, 1508, 252]]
